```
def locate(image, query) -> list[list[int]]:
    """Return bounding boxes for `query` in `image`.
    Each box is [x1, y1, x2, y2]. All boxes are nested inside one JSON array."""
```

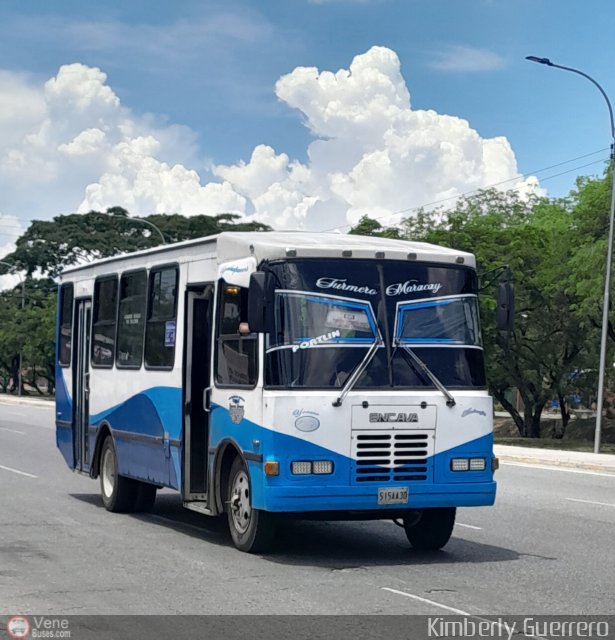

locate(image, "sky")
[[1, 0, 615, 264]]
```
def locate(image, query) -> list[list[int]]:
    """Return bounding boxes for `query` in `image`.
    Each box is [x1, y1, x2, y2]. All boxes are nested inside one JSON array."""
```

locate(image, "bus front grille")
[[351, 431, 433, 483]]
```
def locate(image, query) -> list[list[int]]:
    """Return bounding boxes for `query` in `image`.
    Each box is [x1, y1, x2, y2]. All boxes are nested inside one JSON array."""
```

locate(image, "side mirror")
[[496, 282, 515, 333], [248, 272, 270, 334]]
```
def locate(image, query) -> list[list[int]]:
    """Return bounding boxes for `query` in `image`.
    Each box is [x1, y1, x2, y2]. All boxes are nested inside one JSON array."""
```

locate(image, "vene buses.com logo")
[[7, 616, 31, 639]]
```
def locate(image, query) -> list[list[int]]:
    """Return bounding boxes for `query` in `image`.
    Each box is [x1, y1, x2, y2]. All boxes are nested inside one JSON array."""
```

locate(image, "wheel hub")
[[230, 470, 251, 534], [101, 448, 115, 498]]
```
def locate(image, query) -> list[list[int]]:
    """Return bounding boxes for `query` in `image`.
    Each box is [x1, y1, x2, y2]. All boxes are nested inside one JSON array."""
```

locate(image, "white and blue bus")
[[55, 232, 505, 552]]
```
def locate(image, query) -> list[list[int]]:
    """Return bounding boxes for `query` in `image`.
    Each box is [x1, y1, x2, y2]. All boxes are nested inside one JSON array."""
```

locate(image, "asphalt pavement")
[[1, 399, 614, 616]]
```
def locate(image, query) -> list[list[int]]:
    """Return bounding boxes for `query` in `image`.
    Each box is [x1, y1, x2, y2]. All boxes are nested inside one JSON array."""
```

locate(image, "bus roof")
[[60, 231, 475, 276]]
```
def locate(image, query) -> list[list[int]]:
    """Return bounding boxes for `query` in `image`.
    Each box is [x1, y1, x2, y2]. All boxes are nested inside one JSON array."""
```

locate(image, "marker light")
[[264, 461, 280, 476], [469, 458, 486, 471], [451, 458, 470, 472], [225, 286, 240, 295], [312, 460, 333, 475], [291, 461, 312, 475]]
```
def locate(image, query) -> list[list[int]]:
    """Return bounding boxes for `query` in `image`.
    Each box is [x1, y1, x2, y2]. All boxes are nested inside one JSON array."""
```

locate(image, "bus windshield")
[[264, 258, 486, 390], [269, 291, 380, 351], [395, 295, 482, 346]]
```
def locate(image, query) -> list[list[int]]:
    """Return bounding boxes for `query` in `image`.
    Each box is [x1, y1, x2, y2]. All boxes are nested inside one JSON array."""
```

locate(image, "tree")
[[400, 189, 589, 437], [3, 207, 271, 278], [0, 278, 56, 394], [349, 215, 401, 238]]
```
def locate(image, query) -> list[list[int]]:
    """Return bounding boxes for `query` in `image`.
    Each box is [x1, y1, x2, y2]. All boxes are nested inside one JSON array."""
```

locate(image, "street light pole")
[[106, 211, 167, 245], [526, 56, 615, 454], [0, 260, 25, 397]]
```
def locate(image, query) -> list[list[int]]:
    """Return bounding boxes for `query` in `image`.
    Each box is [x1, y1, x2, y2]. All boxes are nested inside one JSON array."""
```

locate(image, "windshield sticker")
[[316, 276, 443, 297], [292, 330, 341, 352], [386, 280, 443, 296], [316, 277, 377, 296]]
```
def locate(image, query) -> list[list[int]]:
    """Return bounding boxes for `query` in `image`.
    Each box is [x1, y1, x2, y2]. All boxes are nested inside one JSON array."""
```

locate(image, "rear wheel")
[[226, 457, 276, 553], [99, 436, 139, 512], [403, 507, 456, 550]]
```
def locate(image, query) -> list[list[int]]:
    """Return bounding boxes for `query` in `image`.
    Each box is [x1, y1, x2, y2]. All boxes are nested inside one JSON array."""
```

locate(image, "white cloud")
[[0, 63, 230, 220], [0, 46, 537, 235], [214, 46, 537, 230], [429, 45, 505, 72], [0, 213, 23, 291]]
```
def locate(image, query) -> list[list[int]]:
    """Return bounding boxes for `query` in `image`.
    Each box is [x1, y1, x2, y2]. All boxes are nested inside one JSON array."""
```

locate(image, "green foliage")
[[0, 279, 56, 393], [4, 207, 271, 278], [349, 215, 401, 238], [397, 188, 596, 437]]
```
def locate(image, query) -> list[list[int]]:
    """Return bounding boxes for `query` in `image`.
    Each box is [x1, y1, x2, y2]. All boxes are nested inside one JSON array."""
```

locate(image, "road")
[[1, 401, 614, 616]]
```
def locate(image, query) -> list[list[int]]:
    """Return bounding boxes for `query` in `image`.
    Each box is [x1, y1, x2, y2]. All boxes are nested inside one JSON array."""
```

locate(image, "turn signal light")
[[264, 461, 280, 476]]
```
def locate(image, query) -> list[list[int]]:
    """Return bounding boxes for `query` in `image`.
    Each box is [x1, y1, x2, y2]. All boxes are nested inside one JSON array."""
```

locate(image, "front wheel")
[[99, 436, 139, 512], [226, 457, 276, 553], [403, 507, 456, 550]]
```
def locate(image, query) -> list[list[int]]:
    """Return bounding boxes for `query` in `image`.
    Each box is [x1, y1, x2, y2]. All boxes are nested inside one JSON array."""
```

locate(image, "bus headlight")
[[450, 457, 487, 471], [291, 461, 312, 475], [312, 460, 333, 475], [450, 458, 470, 471], [291, 460, 334, 475], [469, 457, 486, 471]]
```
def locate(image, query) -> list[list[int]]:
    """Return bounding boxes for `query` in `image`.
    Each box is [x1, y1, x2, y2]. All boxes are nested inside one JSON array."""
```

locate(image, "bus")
[[55, 231, 509, 553]]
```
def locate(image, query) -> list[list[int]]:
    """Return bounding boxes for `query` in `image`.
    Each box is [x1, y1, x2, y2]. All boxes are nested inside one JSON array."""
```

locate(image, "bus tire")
[[99, 436, 139, 512], [403, 507, 456, 550], [133, 482, 157, 512], [226, 456, 276, 553]]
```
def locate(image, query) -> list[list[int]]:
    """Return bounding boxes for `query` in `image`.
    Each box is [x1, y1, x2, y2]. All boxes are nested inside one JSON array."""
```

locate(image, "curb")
[[0, 394, 54, 408], [496, 453, 615, 474]]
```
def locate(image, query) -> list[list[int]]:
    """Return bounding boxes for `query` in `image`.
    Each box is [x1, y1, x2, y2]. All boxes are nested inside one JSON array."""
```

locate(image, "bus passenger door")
[[73, 298, 92, 472], [183, 285, 213, 501]]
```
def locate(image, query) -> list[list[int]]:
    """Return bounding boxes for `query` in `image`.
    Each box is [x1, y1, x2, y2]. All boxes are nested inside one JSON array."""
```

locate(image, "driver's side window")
[[215, 283, 258, 387]]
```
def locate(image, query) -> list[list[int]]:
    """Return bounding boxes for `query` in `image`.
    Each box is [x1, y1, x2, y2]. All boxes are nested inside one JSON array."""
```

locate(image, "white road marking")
[[381, 587, 473, 615], [566, 497, 615, 508], [0, 464, 37, 478], [0, 426, 26, 435], [386, 519, 482, 531], [501, 461, 615, 478]]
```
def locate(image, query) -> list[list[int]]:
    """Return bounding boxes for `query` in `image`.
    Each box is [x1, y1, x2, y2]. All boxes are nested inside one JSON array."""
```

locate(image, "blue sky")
[[0, 0, 614, 246]]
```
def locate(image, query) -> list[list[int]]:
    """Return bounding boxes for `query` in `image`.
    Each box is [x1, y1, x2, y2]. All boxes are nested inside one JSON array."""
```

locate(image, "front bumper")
[[261, 480, 496, 513]]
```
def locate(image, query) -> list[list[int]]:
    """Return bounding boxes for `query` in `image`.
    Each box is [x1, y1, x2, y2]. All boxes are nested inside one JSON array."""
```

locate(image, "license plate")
[[378, 487, 409, 505]]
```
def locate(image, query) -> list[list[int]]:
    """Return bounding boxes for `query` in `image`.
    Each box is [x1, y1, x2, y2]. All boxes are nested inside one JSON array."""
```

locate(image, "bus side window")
[[58, 283, 74, 367], [215, 284, 257, 387], [144, 266, 178, 369], [92, 276, 118, 368], [116, 270, 147, 368]]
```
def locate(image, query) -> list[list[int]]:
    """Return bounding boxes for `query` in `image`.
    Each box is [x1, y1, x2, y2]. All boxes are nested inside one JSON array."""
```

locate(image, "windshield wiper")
[[397, 342, 456, 407], [332, 340, 381, 407]]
